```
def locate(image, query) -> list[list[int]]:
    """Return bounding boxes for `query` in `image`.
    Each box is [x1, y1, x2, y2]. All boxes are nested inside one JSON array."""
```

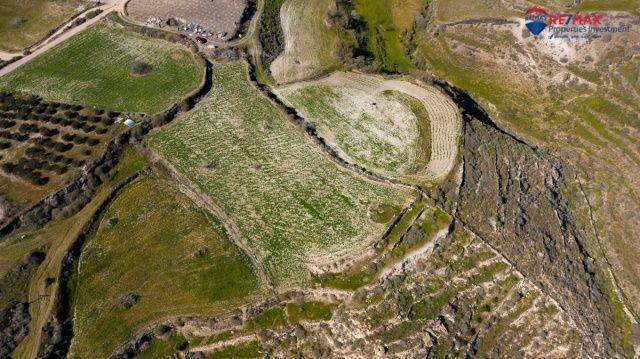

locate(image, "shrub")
[[81, 124, 95, 133], [101, 118, 115, 126], [118, 292, 139, 309], [0, 119, 15, 128], [74, 136, 87, 144], [9, 17, 23, 28], [42, 128, 59, 137], [0, 141, 11, 150], [87, 138, 100, 146], [131, 60, 152, 76], [54, 142, 73, 152]]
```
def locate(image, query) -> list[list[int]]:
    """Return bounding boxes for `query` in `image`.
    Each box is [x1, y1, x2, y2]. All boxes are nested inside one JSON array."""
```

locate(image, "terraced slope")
[[269, 0, 343, 84], [0, 24, 204, 114], [275, 72, 461, 183], [146, 61, 416, 288], [169, 226, 581, 358], [70, 174, 263, 358]]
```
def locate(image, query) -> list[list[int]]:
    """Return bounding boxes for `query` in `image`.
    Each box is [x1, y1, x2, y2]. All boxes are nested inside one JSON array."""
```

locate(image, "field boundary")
[[144, 148, 275, 292]]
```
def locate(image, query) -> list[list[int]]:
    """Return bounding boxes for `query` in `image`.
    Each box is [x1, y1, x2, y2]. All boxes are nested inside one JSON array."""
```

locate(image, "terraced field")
[[70, 174, 263, 358], [161, 226, 582, 358], [269, 0, 343, 84], [147, 61, 416, 288], [0, 24, 205, 114], [275, 72, 461, 183]]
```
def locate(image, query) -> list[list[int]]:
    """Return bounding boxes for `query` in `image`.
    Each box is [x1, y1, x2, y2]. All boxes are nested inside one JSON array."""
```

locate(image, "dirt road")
[[0, 0, 128, 77]]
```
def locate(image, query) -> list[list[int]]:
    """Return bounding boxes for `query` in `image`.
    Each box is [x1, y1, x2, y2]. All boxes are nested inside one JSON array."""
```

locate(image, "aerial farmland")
[[0, 0, 639, 358]]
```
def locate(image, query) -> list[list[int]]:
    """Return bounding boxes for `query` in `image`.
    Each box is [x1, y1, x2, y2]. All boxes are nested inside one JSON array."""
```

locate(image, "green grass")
[[138, 334, 188, 359], [319, 202, 451, 290], [269, 0, 344, 83], [434, 0, 517, 22], [69, 175, 262, 358], [354, 0, 426, 73], [0, 0, 79, 52], [0, 24, 204, 114], [209, 341, 264, 359], [573, 0, 639, 15], [147, 61, 415, 288]]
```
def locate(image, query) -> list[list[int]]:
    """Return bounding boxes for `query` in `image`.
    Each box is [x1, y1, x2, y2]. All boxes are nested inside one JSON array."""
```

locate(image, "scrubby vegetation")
[[0, 24, 204, 114]]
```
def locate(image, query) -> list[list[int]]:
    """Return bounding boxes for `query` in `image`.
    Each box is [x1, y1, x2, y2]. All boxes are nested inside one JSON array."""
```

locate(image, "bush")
[[131, 60, 152, 76], [54, 142, 73, 152], [118, 292, 139, 309], [87, 138, 100, 146], [9, 16, 23, 28], [0, 141, 11, 150]]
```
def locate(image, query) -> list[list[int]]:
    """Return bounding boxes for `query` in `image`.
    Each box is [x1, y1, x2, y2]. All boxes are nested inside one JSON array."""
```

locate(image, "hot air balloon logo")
[[525, 6, 548, 36]]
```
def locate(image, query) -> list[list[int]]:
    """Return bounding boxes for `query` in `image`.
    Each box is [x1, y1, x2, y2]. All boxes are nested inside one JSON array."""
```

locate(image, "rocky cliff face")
[[448, 117, 632, 356]]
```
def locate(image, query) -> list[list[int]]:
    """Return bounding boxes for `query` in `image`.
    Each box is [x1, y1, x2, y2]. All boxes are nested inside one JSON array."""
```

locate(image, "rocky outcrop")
[[0, 301, 30, 357], [450, 117, 627, 356]]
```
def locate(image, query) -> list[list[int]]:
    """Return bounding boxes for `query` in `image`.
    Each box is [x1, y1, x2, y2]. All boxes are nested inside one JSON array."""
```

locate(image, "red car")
[[195, 36, 207, 44]]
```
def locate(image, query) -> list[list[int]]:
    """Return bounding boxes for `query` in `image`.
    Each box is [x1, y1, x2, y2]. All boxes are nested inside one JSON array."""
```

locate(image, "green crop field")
[[0, 24, 204, 114], [147, 61, 416, 288], [69, 174, 263, 358], [0, 0, 80, 52]]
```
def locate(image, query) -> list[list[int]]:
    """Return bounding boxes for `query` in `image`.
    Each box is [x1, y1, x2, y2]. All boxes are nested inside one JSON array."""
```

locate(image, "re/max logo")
[[547, 13, 603, 25]]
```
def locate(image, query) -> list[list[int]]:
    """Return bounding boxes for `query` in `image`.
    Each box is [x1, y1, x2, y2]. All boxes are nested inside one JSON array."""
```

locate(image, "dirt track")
[[0, 0, 128, 77]]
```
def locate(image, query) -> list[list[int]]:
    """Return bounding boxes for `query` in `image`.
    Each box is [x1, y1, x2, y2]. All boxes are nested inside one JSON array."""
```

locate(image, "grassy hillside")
[[0, 0, 80, 52], [147, 61, 416, 288], [354, 0, 427, 73], [70, 174, 263, 358], [0, 24, 204, 114], [269, 0, 344, 83], [408, 2, 640, 351]]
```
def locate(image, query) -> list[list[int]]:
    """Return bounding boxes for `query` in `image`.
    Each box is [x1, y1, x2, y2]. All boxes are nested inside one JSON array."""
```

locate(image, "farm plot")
[[0, 92, 122, 217], [0, 24, 204, 114], [70, 174, 263, 359], [275, 72, 461, 183], [0, 0, 82, 52], [269, 0, 344, 84], [146, 61, 416, 288], [126, 0, 247, 39]]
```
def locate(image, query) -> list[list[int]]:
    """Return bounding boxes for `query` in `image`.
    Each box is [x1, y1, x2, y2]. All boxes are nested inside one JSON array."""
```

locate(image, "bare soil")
[[126, 0, 247, 38]]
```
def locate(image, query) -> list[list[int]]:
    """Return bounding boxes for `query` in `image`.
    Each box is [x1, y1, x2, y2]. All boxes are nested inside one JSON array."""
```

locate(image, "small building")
[[124, 119, 137, 128]]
